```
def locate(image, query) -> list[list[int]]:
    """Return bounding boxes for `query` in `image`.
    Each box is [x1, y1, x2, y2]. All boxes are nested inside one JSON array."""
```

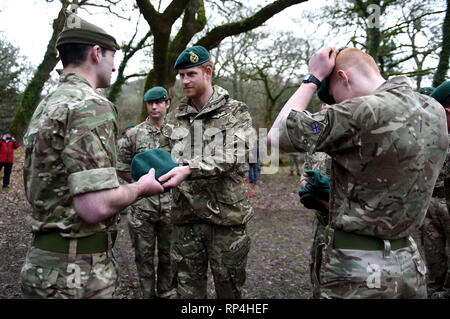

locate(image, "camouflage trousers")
[[421, 197, 450, 298], [20, 246, 118, 299], [309, 217, 326, 299], [171, 223, 251, 299], [127, 211, 176, 299], [313, 229, 427, 299]]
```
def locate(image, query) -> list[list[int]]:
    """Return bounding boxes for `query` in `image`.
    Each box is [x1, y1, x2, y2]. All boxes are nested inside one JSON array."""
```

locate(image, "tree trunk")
[[10, 3, 68, 140], [432, 0, 450, 87]]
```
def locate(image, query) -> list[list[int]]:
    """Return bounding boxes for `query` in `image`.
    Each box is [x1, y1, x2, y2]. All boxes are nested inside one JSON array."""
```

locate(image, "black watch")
[[302, 73, 321, 87]]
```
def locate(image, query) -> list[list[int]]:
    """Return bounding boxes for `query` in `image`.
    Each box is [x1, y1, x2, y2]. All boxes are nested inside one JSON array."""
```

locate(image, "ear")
[[205, 65, 213, 77], [166, 100, 171, 109], [336, 70, 349, 86], [90, 45, 102, 64]]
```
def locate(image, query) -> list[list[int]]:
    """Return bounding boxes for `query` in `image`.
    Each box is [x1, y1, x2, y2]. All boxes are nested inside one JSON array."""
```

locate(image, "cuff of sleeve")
[[68, 167, 120, 196], [187, 162, 201, 179], [278, 112, 300, 153], [116, 161, 131, 172]]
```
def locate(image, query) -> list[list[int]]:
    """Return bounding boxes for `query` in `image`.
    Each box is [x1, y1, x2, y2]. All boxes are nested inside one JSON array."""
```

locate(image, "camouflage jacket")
[[23, 73, 120, 238], [301, 110, 332, 176], [160, 85, 254, 226], [279, 76, 448, 239], [117, 118, 172, 223]]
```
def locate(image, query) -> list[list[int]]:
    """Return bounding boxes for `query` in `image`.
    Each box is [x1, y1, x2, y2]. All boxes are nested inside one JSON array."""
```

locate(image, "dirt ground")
[[0, 147, 316, 299]]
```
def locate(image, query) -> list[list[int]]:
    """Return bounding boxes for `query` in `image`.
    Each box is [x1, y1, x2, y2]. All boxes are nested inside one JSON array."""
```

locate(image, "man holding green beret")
[[421, 81, 450, 299], [20, 12, 163, 299], [268, 47, 447, 298], [158, 45, 254, 299], [116, 86, 176, 299]]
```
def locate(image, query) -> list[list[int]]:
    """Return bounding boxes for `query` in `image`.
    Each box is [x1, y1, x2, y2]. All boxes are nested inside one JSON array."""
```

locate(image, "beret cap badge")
[[189, 51, 199, 64]]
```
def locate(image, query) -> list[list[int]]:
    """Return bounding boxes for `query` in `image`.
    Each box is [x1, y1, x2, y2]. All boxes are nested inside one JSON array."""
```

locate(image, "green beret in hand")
[[131, 149, 178, 183], [298, 170, 330, 215]]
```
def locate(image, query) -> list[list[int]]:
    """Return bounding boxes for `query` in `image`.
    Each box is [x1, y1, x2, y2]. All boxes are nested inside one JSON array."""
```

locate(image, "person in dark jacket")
[[0, 130, 19, 189]]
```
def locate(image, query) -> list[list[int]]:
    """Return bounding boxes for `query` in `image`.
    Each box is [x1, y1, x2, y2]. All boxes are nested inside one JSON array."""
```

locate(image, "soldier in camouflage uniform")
[[289, 152, 301, 176], [20, 13, 163, 299], [422, 81, 450, 299], [269, 47, 448, 298], [298, 106, 332, 299], [117, 87, 176, 299], [158, 46, 254, 299]]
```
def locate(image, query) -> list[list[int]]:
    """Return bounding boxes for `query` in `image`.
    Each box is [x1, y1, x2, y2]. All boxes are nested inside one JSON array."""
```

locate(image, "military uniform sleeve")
[[278, 110, 327, 153], [62, 100, 120, 196], [186, 103, 253, 179], [116, 132, 134, 172]]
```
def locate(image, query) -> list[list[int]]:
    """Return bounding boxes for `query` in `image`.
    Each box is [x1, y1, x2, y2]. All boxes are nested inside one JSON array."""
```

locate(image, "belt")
[[432, 187, 445, 198], [333, 229, 410, 251], [33, 231, 117, 254]]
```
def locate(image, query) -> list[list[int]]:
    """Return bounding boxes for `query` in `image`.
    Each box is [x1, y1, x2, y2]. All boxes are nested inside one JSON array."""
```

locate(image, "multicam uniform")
[[160, 85, 254, 299], [117, 120, 176, 299], [21, 73, 120, 299], [289, 152, 301, 176], [421, 139, 450, 298], [300, 112, 332, 299], [279, 76, 448, 298]]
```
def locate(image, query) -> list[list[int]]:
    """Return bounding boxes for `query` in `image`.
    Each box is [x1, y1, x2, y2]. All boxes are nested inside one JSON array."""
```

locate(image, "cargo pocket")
[[215, 183, 249, 223], [221, 234, 251, 294], [20, 263, 61, 298]]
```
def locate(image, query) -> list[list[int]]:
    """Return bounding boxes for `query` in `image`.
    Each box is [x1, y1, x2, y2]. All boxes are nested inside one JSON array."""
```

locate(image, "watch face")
[[303, 74, 311, 81]]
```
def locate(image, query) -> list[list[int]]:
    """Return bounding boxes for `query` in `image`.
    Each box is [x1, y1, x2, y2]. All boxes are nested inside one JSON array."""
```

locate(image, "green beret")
[[317, 47, 348, 105], [418, 87, 435, 96], [174, 45, 211, 70], [131, 149, 178, 183], [2, 130, 11, 135], [298, 170, 330, 216], [431, 81, 450, 105], [124, 124, 135, 130], [144, 86, 169, 102], [56, 12, 120, 51]]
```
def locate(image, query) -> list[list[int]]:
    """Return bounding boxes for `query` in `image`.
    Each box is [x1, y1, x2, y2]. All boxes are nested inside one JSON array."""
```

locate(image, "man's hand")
[[158, 166, 192, 188], [300, 172, 310, 189], [308, 46, 339, 81], [137, 168, 164, 196]]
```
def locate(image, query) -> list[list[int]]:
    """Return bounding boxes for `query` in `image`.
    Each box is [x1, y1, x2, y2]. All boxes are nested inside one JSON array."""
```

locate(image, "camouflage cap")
[[174, 45, 211, 70], [418, 87, 435, 96], [431, 81, 450, 106], [317, 47, 348, 105], [56, 12, 120, 51], [131, 149, 178, 182], [144, 86, 169, 102]]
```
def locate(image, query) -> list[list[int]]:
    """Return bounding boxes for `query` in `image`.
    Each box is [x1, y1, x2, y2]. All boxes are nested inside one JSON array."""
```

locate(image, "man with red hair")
[[269, 46, 448, 298]]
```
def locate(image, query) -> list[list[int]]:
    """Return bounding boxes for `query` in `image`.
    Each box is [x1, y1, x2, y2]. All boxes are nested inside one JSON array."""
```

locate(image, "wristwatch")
[[302, 73, 321, 87]]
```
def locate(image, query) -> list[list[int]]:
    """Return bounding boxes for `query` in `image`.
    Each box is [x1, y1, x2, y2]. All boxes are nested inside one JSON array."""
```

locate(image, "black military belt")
[[333, 229, 410, 251], [432, 187, 445, 198], [33, 231, 117, 254]]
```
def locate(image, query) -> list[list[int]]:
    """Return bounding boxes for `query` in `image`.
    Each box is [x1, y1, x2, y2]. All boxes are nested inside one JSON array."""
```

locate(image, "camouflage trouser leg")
[[172, 223, 251, 299], [317, 231, 427, 299], [128, 215, 176, 299], [310, 218, 326, 299], [421, 197, 450, 297], [20, 246, 118, 299]]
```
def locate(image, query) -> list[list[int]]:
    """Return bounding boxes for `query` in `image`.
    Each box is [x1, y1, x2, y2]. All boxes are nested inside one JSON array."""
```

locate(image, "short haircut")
[[57, 43, 106, 68], [335, 48, 380, 75], [199, 59, 214, 73]]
